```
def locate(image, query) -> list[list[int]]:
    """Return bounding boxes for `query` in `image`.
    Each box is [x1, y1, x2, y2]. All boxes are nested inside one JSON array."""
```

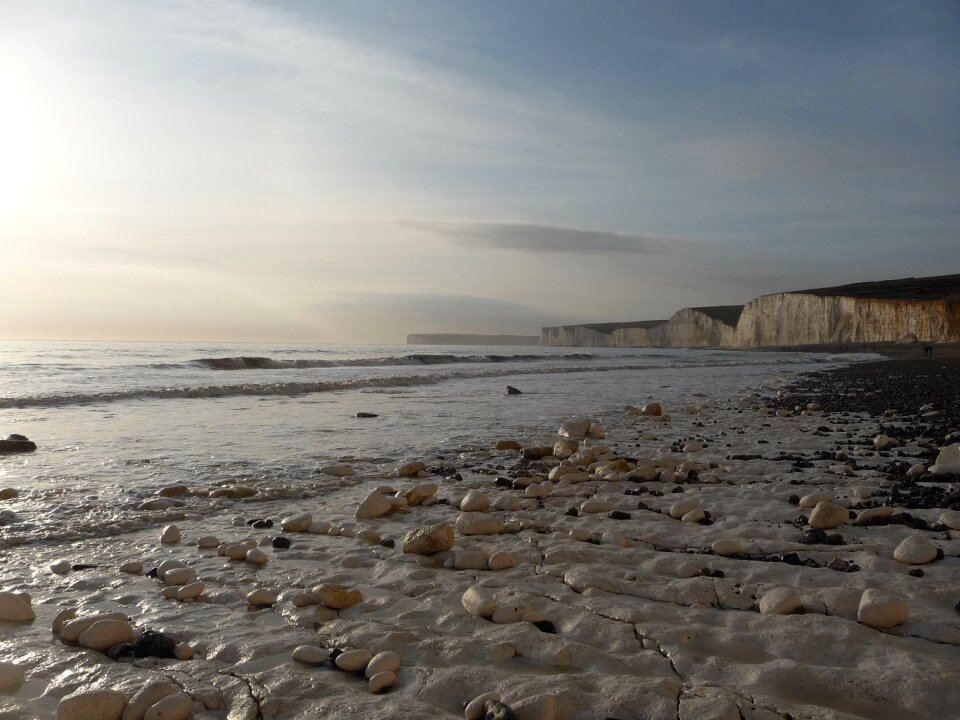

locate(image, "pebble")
[[893, 535, 938, 565], [365, 650, 401, 678], [668, 498, 701, 519], [0, 591, 35, 622], [51, 559, 72, 574], [225, 544, 250, 560], [460, 490, 490, 512], [396, 461, 427, 478], [798, 492, 832, 509], [456, 513, 505, 536], [368, 670, 397, 694], [245, 548, 268, 565], [758, 587, 802, 615], [853, 506, 894, 525], [487, 551, 517, 571], [404, 483, 438, 505], [271, 536, 291, 549], [197, 535, 220, 549], [462, 586, 496, 617], [641, 402, 662, 416], [403, 523, 455, 554], [119, 561, 143, 574], [307, 521, 331, 534], [355, 490, 392, 519], [52, 609, 77, 634], [246, 589, 276, 607], [176, 581, 204, 600], [335, 648, 373, 672], [711, 539, 742, 556], [465, 692, 503, 720], [57, 689, 128, 720], [492, 495, 521, 511], [79, 619, 134, 651], [681, 509, 705, 523], [808, 501, 849, 529], [292, 645, 331, 664], [143, 693, 192, 720], [580, 498, 616, 514], [0, 661, 25, 693], [160, 525, 181, 544], [491, 603, 533, 624], [316, 583, 362, 609], [164, 567, 198, 586], [858, 588, 909, 629], [174, 642, 193, 660], [281, 512, 312, 532], [938, 510, 960, 531], [451, 550, 489, 571], [123, 680, 174, 720], [319, 464, 356, 477]]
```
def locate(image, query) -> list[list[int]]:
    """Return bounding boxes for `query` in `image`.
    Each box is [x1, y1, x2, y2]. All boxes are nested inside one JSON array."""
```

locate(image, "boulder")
[[0, 435, 36, 453], [355, 490, 392, 520], [931, 443, 960, 475], [893, 535, 938, 565], [402, 523, 454, 554], [0, 591, 34, 622], [808, 501, 848, 529], [456, 513, 505, 536]]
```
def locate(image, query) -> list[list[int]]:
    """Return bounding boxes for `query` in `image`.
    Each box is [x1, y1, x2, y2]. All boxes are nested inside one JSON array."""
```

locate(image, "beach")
[[1, 345, 959, 719]]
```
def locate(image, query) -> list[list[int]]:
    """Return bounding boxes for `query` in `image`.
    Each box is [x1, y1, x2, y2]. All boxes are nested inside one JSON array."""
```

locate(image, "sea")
[[0, 341, 878, 550]]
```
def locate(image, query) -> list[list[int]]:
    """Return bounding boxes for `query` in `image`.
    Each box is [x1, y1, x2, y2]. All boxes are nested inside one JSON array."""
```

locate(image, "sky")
[[0, 0, 957, 343]]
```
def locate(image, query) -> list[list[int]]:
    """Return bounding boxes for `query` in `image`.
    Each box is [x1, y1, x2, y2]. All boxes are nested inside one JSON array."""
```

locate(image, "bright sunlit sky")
[[0, 0, 957, 342]]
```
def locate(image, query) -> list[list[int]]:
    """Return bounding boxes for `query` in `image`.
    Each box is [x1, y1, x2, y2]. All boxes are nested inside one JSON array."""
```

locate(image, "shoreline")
[[1, 357, 958, 719]]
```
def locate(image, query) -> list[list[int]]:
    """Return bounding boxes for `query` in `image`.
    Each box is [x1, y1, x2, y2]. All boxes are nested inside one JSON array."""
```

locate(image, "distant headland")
[[407, 333, 540, 346], [541, 273, 960, 348]]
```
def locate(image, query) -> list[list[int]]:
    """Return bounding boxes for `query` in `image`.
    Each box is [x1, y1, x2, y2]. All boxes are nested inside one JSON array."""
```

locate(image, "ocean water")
[[0, 341, 877, 548]]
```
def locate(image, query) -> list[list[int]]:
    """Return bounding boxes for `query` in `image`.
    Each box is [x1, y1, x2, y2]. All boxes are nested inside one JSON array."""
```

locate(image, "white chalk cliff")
[[541, 274, 960, 348]]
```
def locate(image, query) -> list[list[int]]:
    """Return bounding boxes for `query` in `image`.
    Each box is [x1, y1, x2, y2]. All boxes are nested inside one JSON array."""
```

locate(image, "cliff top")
[[791, 274, 960, 301], [689, 305, 745, 326]]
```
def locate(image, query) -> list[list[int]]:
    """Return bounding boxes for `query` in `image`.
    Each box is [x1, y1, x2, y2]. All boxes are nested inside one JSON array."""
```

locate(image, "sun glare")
[[0, 56, 43, 217]]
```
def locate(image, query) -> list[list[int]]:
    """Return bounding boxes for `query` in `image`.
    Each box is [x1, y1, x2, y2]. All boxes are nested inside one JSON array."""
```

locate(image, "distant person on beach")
[[923, 343, 933, 358]]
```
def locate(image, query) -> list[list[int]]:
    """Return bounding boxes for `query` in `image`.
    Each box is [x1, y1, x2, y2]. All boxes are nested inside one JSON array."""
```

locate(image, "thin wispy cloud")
[[399, 220, 685, 255]]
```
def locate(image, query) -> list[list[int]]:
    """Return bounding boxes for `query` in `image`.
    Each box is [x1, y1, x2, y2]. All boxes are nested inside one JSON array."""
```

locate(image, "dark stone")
[[533, 619, 556, 633], [131, 630, 177, 658], [71, 564, 98, 571], [800, 529, 825, 545], [827, 558, 849, 571], [636, 501, 649, 511], [0, 435, 37, 453], [495, 477, 512, 488], [447, 473, 463, 482], [252, 519, 273, 529], [271, 536, 291, 549], [565, 507, 579, 517], [908, 568, 924, 577], [356, 412, 379, 418], [608, 511, 631, 520], [105, 643, 135, 659], [936, 547, 945, 559], [506, 386, 522, 395], [379, 538, 395, 548], [246, 518, 261, 525], [671, 487, 684, 493], [145, 567, 159, 578], [484, 700, 518, 720], [848, 510, 857, 519], [823, 533, 845, 545], [781, 553, 802, 566]]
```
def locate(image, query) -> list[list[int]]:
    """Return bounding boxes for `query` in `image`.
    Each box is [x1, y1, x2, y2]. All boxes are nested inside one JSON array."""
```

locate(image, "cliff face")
[[540, 325, 615, 347], [543, 307, 741, 348], [735, 293, 960, 347]]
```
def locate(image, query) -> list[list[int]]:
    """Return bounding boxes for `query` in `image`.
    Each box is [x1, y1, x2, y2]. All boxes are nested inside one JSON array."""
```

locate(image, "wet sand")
[[1, 359, 959, 719]]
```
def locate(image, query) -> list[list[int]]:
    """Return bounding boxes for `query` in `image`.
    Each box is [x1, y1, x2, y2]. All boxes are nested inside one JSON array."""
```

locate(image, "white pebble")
[[160, 525, 181, 544], [119, 561, 143, 574], [246, 589, 276, 606], [197, 535, 220, 549], [487, 551, 517, 571], [365, 651, 401, 678], [50, 559, 72, 575], [292, 645, 331, 664]]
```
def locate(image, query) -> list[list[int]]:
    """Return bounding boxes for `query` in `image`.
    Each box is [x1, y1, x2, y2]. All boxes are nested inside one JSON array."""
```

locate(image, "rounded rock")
[[292, 645, 331, 664], [487, 551, 517, 571], [163, 567, 197, 587], [402, 523, 454, 555], [0, 591, 35, 622], [51, 559, 72, 575], [335, 648, 373, 672], [281, 512, 312, 532], [316, 584, 362, 610], [368, 670, 397, 694], [460, 490, 490, 513], [143, 693, 192, 720], [808, 501, 848, 529], [355, 490, 392, 520], [196, 535, 220, 549], [57, 689, 127, 720], [465, 692, 502, 720], [711, 539, 742, 556], [79, 619, 134, 651], [176, 581, 204, 601], [160, 525, 181, 544], [893, 535, 938, 565], [462, 586, 496, 617], [174, 643, 193, 661], [246, 589, 276, 607], [364, 650, 401, 678], [122, 680, 174, 720], [245, 548, 268, 565], [758, 587, 802, 615], [0, 661, 25, 693], [858, 588, 909, 629], [119, 561, 143, 574]]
